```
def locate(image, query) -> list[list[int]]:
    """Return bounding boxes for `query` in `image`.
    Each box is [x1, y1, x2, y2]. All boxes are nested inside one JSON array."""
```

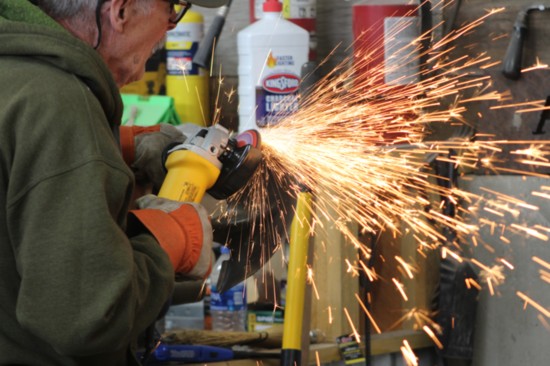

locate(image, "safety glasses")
[[164, 0, 192, 24], [93, 0, 192, 49]]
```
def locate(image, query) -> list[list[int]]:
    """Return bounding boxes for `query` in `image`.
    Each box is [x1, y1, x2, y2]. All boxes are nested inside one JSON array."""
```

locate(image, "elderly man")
[[0, 0, 226, 364]]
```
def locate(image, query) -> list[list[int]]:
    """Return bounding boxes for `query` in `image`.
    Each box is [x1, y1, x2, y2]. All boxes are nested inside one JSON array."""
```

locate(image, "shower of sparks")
[[388, 308, 441, 333], [473, 260, 506, 288], [214, 0, 550, 351]]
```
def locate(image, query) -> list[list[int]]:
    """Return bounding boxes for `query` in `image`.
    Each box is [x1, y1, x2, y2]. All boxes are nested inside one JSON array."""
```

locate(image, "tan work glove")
[[120, 124, 185, 191], [130, 194, 214, 279]]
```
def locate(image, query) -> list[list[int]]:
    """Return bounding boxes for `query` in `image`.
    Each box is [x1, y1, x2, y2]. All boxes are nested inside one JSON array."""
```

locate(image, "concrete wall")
[[460, 176, 550, 366]]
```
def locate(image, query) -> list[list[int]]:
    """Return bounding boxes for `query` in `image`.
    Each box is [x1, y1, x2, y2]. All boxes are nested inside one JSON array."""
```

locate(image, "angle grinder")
[[158, 124, 262, 203]]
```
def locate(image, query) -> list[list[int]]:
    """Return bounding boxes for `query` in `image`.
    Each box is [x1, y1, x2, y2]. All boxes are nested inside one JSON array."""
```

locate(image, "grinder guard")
[[208, 138, 263, 200], [212, 160, 298, 293]]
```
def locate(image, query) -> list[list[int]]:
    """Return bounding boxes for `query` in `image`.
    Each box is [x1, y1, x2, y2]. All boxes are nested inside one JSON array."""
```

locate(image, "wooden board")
[[309, 190, 360, 342]]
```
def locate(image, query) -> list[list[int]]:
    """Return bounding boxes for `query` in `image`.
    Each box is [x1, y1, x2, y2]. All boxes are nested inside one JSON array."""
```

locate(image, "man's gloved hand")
[[132, 124, 185, 191], [130, 194, 214, 279]]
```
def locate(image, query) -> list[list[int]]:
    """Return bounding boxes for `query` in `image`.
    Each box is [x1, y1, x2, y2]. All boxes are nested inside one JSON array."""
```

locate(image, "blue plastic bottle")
[[209, 247, 247, 331]]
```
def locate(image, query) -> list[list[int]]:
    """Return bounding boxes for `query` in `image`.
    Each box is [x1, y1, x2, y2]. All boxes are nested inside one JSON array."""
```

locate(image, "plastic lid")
[[263, 0, 282, 12], [220, 246, 230, 254]]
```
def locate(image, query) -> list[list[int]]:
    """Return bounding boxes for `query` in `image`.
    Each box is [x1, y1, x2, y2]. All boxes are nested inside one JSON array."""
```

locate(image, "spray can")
[[166, 10, 210, 126], [250, 0, 317, 61], [237, 0, 309, 133]]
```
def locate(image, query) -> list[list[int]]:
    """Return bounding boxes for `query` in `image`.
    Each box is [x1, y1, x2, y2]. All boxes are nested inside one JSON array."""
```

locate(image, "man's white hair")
[[33, 0, 153, 21], [32, 0, 96, 20], [32, 0, 155, 47]]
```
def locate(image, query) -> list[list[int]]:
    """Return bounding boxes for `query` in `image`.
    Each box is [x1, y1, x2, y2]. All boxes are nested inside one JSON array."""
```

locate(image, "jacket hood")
[[0, 0, 123, 125]]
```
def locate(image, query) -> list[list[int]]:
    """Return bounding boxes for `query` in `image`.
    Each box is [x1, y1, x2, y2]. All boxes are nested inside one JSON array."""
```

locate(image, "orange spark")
[[533, 256, 550, 270], [516, 291, 550, 318], [392, 278, 409, 302], [499, 258, 515, 270], [400, 340, 418, 366], [344, 307, 361, 343], [354, 293, 382, 334], [423, 325, 444, 349], [395, 256, 416, 279]]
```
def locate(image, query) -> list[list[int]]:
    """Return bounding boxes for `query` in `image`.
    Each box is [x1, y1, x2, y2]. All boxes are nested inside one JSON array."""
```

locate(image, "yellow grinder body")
[[157, 124, 263, 204], [158, 149, 221, 203]]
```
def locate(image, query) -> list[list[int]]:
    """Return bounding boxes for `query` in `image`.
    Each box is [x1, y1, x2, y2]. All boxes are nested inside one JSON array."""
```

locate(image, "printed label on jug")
[[263, 73, 300, 94], [256, 73, 300, 126], [255, 51, 301, 127]]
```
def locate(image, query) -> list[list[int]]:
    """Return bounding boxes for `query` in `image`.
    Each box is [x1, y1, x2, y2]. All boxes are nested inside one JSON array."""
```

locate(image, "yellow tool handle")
[[158, 149, 221, 203], [282, 191, 313, 365]]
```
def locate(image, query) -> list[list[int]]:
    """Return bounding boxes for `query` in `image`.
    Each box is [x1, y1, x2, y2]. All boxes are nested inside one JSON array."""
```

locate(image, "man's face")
[[98, 0, 177, 87]]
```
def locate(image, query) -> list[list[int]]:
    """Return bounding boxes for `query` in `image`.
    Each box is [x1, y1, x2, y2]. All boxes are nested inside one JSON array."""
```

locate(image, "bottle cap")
[[263, 0, 282, 12], [220, 246, 230, 254]]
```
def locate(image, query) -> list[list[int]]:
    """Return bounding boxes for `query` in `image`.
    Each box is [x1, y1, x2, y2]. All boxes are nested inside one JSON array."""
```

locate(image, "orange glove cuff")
[[119, 125, 161, 166], [129, 205, 204, 274], [168, 204, 205, 274]]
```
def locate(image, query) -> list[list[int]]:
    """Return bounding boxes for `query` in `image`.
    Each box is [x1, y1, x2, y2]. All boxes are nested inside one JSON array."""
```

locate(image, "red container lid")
[[263, 0, 282, 12]]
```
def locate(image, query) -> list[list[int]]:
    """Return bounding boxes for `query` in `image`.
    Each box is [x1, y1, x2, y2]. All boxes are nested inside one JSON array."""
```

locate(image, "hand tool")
[[193, 0, 233, 69], [147, 344, 280, 363], [158, 124, 262, 203], [158, 124, 263, 292], [502, 4, 550, 80]]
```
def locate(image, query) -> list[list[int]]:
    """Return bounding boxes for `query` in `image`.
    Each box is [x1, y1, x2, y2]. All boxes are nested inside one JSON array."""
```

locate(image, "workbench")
[[181, 330, 433, 366]]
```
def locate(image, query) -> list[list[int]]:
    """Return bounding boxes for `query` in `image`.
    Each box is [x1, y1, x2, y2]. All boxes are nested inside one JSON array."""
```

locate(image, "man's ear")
[[108, 0, 131, 32]]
